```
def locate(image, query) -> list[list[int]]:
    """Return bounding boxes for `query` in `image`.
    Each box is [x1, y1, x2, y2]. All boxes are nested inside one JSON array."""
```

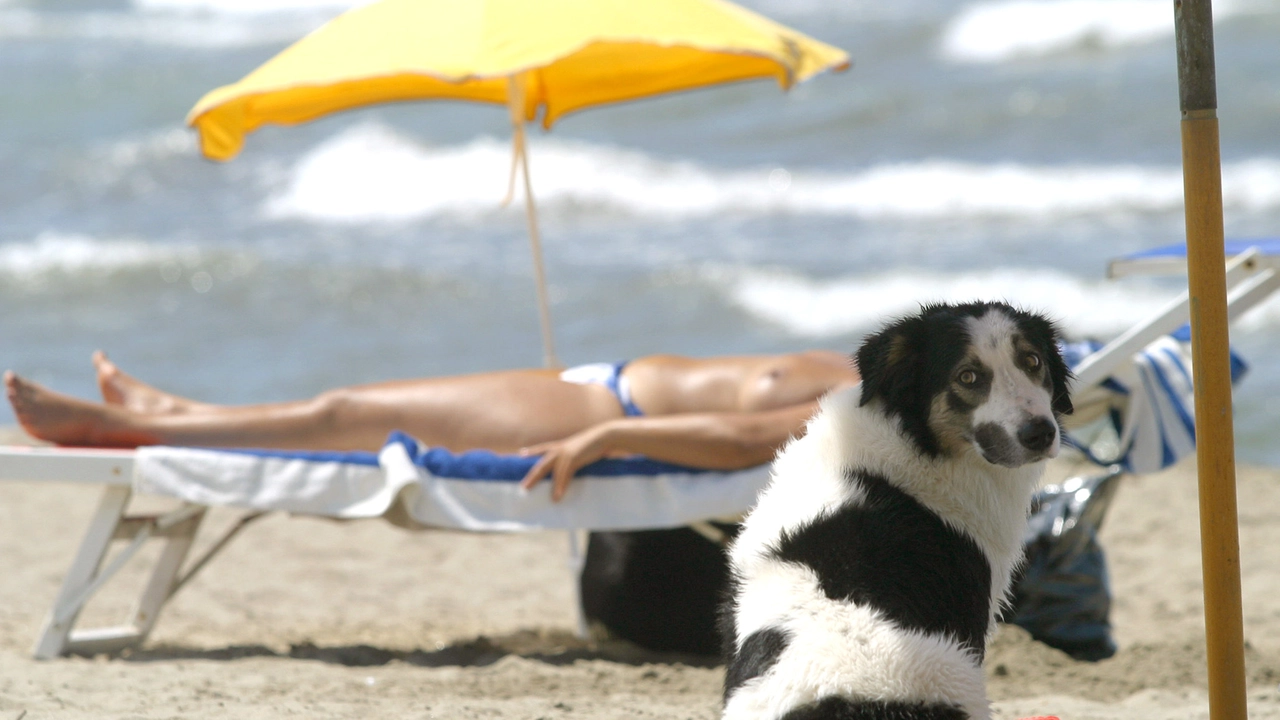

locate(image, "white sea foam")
[[940, 0, 1249, 63], [98, 128, 196, 169], [264, 124, 518, 222], [268, 123, 1280, 224], [133, 0, 367, 13], [713, 265, 1194, 339], [0, 233, 181, 278], [720, 264, 1280, 339], [0, 232, 264, 295], [56, 128, 201, 194], [0, 6, 340, 47], [740, 0, 919, 21]]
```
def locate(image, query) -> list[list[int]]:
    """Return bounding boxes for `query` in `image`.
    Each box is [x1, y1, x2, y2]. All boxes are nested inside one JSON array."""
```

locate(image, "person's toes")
[[5, 372, 32, 419], [94, 351, 128, 405], [93, 350, 116, 376]]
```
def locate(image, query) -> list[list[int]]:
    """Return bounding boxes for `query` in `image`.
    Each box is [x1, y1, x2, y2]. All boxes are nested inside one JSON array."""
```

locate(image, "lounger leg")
[[33, 485, 133, 660], [567, 530, 590, 640], [32, 489, 210, 659], [127, 506, 206, 645]]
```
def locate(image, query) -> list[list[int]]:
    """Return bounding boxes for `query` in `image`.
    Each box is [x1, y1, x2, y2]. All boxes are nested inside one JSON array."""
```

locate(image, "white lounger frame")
[[3, 246, 1278, 659], [1072, 247, 1278, 390], [1, 447, 265, 659]]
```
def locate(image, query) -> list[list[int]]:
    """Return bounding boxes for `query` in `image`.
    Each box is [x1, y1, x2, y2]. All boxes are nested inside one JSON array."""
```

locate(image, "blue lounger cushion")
[[134, 431, 772, 532], [1119, 238, 1280, 262]]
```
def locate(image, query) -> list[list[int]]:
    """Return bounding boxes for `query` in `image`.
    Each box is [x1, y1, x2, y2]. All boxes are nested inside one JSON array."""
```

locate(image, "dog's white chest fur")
[[722, 387, 1044, 720]]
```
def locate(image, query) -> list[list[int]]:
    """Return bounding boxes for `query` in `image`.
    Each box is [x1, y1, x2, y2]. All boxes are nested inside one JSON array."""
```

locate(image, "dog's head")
[[855, 301, 1073, 468]]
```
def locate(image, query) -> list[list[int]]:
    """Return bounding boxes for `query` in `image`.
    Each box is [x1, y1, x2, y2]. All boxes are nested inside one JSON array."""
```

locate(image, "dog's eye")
[[957, 369, 978, 386], [1024, 352, 1042, 370]]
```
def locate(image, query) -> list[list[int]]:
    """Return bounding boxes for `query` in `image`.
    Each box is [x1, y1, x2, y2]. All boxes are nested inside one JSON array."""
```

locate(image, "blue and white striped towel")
[[1062, 327, 1247, 474]]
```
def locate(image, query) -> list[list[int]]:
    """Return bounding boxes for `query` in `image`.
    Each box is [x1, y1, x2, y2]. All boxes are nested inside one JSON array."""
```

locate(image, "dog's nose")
[[1017, 417, 1057, 451]]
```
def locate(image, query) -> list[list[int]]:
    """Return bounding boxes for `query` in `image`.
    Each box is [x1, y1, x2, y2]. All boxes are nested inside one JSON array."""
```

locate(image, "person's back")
[[622, 350, 858, 415]]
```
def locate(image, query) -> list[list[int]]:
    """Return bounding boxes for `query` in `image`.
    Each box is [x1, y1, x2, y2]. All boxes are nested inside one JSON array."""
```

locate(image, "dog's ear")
[[855, 319, 919, 409], [1018, 311, 1074, 417], [856, 310, 953, 459], [1047, 342, 1074, 417]]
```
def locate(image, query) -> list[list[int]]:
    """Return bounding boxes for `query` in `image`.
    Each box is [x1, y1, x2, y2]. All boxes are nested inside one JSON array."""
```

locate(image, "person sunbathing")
[[5, 350, 859, 500]]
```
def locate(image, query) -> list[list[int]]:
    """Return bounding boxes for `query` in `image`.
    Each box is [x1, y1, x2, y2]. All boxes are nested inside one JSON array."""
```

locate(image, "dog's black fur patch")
[[855, 301, 1073, 458], [769, 469, 992, 659], [722, 626, 793, 701], [779, 696, 969, 720]]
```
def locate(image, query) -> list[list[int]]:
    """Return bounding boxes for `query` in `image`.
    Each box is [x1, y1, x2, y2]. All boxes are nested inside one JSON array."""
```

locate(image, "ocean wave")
[[710, 265, 1280, 339], [0, 233, 257, 292], [83, 128, 197, 179], [0, 233, 177, 276], [263, 124, 519, 222], [0, 7, 338, 48], [266, 123, 1280, 224], [737, 0, 935, 21], [132, 0, 367, 13], [50, 128, 203, 196], [940, 0, 1249, 63], [0, 0, 825, 49]]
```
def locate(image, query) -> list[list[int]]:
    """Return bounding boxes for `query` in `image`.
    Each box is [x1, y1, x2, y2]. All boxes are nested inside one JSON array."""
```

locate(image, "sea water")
[[3, 0, 1280, 464]]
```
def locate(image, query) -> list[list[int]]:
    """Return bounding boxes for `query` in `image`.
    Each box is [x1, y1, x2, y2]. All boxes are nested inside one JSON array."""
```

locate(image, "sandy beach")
[[3, 424, 1280, 720]]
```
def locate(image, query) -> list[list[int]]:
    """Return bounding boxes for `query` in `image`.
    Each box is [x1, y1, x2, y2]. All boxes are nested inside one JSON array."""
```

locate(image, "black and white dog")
[[720, 301, 1073, 720]]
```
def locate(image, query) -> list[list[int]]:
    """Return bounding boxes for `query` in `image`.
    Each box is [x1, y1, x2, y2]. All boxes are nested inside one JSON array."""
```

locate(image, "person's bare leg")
[[312, 371, 624, 452], [94, 351, 213, 414], [10, 370, 391, 449], [10, 370, 397, 449], [6, 369, 622, 452]]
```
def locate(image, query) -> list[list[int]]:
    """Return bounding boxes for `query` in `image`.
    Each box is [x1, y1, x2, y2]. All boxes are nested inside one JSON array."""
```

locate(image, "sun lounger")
[[1106, 238, 1280, 279], [1060, 241, 1276, 473], [4, 241, 1277, 659], [1, 439, 770, 659]]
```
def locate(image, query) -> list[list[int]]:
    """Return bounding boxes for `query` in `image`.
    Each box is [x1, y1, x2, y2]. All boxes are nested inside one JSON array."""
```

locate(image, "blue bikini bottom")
[[559, 361, 644, 417]]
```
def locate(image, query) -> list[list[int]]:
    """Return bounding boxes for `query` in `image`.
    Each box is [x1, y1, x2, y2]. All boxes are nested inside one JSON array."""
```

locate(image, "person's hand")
[[518, 425, 610, 502]]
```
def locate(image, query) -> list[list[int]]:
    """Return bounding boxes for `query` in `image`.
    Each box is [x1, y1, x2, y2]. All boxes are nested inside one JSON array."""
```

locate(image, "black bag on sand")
[[579, 522, 738, 656], [579, 469, 1122, 661]]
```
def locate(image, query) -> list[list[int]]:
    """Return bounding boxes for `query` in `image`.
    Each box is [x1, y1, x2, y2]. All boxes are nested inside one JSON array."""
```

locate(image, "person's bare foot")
[[5, 370, 151, 447], [94, 351, 205, 414]]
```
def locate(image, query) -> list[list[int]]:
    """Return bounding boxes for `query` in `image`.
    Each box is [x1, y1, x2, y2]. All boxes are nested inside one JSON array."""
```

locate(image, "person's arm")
[[518, 401, 820, 501]]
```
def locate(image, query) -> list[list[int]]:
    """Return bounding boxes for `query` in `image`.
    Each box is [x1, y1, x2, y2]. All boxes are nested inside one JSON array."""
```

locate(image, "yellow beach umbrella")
[[187, 0, 850, 367]]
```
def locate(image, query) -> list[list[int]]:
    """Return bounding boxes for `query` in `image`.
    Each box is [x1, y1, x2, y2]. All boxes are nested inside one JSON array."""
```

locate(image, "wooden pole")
[[1174, 2, 1248, 718]]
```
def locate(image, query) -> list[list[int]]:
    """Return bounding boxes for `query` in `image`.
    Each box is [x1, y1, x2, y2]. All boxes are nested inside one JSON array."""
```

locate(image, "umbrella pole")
[[1174, 2, 1247, 719], [507, 76, 560, 369]]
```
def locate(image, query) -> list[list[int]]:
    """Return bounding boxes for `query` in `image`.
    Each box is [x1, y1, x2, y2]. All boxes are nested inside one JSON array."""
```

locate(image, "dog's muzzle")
[[1017, 417, 1058, 453], [974, 416, 1059, 467]]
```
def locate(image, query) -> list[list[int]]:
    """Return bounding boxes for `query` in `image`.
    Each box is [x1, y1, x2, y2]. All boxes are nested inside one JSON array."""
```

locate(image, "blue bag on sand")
[[1004, 468, 1124, 661]]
